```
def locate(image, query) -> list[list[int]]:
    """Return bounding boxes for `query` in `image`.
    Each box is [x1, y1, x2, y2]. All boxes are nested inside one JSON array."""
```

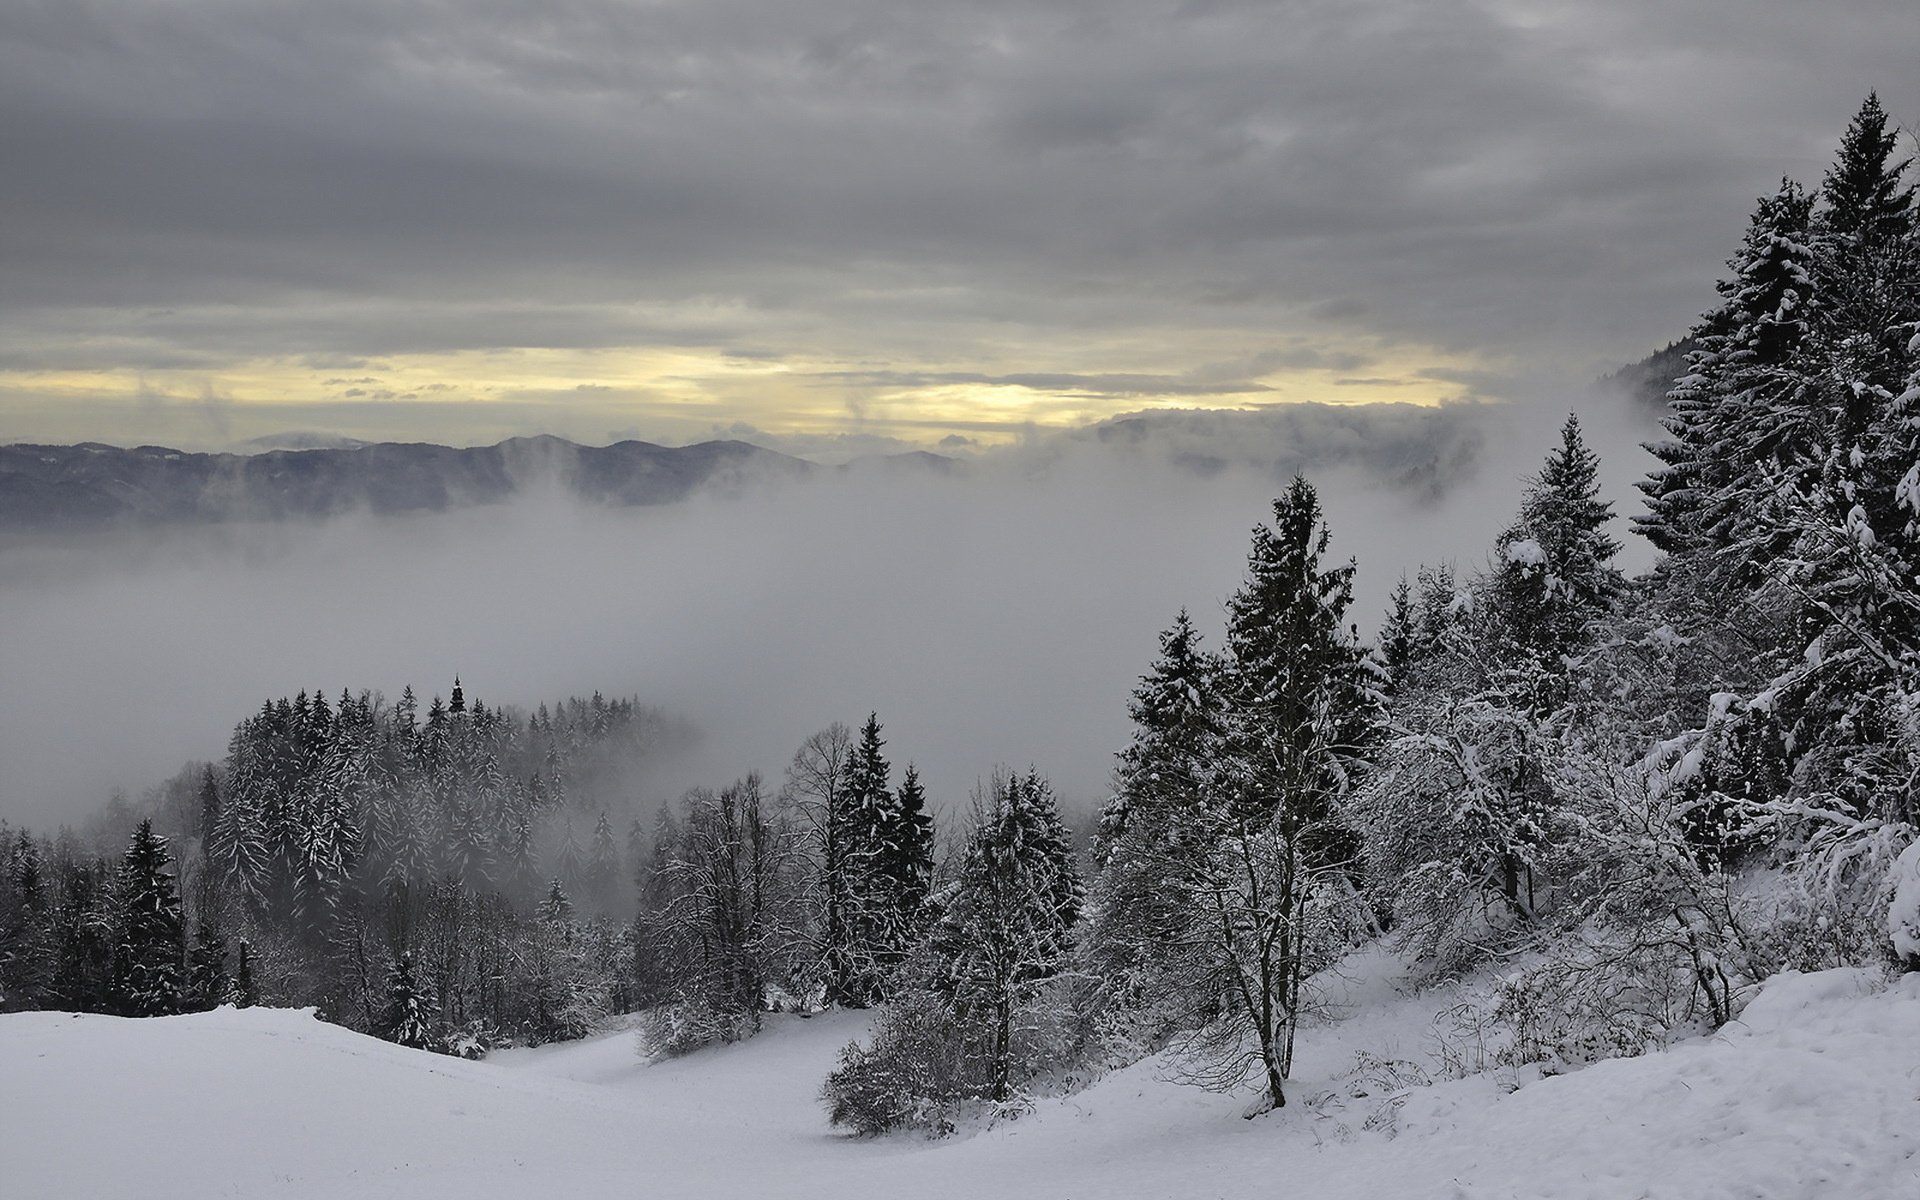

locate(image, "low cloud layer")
[[0, 392, 1658, 832]]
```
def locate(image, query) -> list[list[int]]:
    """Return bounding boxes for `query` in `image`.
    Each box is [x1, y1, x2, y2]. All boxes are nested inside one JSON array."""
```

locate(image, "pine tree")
[[197, 767, 221, 843], [383, 950, 434, 1049], [936, 770, 1081, 1102], [184, 917, 229, 1011], [1817, 93, 1914, 253], [843, 714, 941, 995], [1639, 180, 1819, 556], [541, 878, 575, 925], [1089, 612, 1222, 1002], [1487, 414, 1624, 676], [0, 833, 53, 1010], [839, 714, 897, 999], [888, 764, 936, 921], [114, 820, 184, 1017], [1093, 482, 1383, 1113], [583, 813, 621, 913], [1220, 476, 1382, 843], [231, 937, 258, 1007], [1810, 95, 1920, 486], [1378, 577, 1419, 693]]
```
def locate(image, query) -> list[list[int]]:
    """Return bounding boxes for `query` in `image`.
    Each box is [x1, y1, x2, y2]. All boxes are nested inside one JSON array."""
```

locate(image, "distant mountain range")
[[0, 435, 936, 531]]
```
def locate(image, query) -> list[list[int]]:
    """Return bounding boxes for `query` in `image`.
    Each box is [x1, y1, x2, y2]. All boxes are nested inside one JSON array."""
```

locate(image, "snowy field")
[[4, 957, 1917, 1200]]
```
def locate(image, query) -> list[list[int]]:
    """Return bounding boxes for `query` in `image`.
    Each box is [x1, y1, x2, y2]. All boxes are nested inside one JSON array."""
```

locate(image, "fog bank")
[[0, 394, 1658, 831]]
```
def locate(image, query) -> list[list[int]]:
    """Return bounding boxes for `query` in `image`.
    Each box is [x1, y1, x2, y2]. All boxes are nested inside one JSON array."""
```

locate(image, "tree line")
[[824, 92, 1920, 1129], [0, 686, 681, 1048]]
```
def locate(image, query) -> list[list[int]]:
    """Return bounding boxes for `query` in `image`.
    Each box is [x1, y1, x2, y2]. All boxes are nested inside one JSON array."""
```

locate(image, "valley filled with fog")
[[0, 396, 1653, 835]]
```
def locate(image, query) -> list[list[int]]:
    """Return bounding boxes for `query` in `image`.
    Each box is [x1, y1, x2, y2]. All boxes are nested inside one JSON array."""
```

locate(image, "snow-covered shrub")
[[1488, 937, 1705, 1067], [1889, 839, 1920, 968], [820, 972, 1083, 1136], [1745, 817, 1917, 972], [1353, 699, 1570, 976], [442, 1017, 507, 1060], [821, 988, 968, 1136], [637, 993, 759, 1059]]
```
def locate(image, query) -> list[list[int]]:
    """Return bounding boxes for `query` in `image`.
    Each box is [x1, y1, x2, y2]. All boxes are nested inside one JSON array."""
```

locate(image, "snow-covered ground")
[[4, 958, 1917, 1199]]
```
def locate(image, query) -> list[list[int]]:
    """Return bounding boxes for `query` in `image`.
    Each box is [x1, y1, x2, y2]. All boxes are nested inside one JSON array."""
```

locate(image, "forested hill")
[[0, 435, 821, 529]]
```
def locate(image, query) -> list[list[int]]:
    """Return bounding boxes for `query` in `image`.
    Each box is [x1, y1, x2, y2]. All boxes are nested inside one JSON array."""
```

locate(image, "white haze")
[[0, 392, 1658, 832]]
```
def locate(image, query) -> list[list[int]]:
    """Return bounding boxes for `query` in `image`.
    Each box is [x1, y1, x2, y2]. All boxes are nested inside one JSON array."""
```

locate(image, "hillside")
[[4, 954, 1915, 1199]]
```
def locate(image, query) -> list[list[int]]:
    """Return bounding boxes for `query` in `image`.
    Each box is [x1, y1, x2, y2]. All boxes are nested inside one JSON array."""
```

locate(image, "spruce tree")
[[383, 950, 434, 1049], [1811, 93, 1919, 461], [1639, 179, 1818, 555], [114, 820, 184, 1017], [888, 764, 936, 921], [835, 713, 898, 1004], [1089, 612, 1222, 998], [1378, 577, 1419, 694], [1219, 476, 1382, 841], [937, 770, 1080, 1102], [197, 767, 221, 843], [1488, 414, 1623, 674], [234, 937, 259, 1007], [184, 918, 229, 1011], [541, 878, 575, 924], [0, 833, 53, 1011], [1817, 93, 1914, 252], [583, 813, 621, 913]]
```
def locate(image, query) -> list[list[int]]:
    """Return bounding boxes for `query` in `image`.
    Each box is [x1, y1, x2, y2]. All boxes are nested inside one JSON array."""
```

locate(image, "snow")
[[1502, 537, 1547, 567], [5, 959, 1919, 1199], [1889, 838, 1920, 960]]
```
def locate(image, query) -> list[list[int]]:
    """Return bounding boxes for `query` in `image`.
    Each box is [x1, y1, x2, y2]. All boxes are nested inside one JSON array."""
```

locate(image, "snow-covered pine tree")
[[1162, 480, 1381, 1113], [1808, 95, 1920, 564], [1814, 92, 1914, 276], [1486, 414, 1624, 686], [888, 763, 936, 923], [1638, 179, 1818, 557], [183, 917, 229, 1011], [497, 810, 542, 905], [383, 949, 434, 1049], [1219, 476, 1383, 853], [197, 766, 220, 843], [935, 769, 1080, 1103], [583, 813, 621, 914], [541, 878, 575, 924], [1378, 576, 1419, 694], [0, 833, 54, 1011], [114, 819, 184, 1017], [837, 713, 897, 1003]]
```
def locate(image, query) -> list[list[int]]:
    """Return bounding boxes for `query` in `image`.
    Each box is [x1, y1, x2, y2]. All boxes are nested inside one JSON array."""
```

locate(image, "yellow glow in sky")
[[0, 337, 1490, 454]]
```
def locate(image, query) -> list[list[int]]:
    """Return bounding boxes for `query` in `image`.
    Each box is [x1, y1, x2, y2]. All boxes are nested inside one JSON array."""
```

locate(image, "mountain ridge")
[[0, 435, 831, 530]]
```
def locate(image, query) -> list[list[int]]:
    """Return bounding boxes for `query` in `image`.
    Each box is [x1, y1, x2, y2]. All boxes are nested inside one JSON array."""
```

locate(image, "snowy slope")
[[4, 965, 1917, 1199]]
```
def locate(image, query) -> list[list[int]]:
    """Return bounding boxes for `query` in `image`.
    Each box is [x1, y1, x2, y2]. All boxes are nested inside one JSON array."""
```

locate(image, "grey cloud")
[[0, 1, 1914, 396]]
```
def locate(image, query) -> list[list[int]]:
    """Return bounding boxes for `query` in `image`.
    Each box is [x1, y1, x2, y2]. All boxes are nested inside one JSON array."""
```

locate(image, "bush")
[[820, 974, 1085, 1136], [637, 993, 759, 1059]]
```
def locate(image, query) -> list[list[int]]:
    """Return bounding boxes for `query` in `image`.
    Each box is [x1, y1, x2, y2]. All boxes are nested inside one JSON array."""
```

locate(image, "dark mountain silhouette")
[[0, 435, 816, 530]]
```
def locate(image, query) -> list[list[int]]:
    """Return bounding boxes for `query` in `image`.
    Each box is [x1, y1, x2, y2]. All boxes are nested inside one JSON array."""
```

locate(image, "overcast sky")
[[1, 0, 1915, 450]]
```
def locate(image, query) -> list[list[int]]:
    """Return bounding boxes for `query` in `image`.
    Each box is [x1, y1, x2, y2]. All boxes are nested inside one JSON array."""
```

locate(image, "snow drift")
[[3, 963, 1916, 1200]]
